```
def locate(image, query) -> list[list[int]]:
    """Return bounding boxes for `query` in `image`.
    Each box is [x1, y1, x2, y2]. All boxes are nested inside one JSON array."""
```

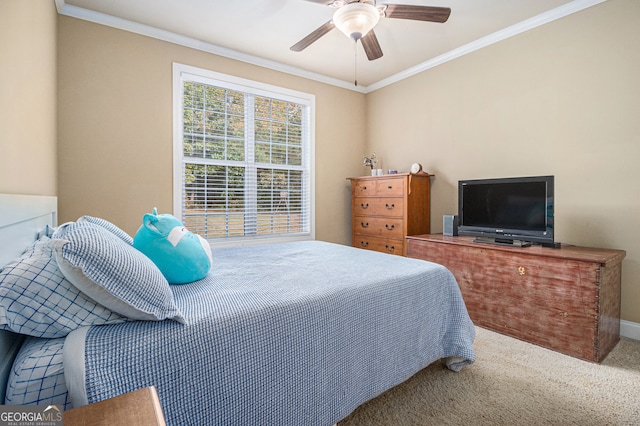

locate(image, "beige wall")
[[57, 17, 366, 245], [0, 0, 57, 195], [366, 0, 640, 323], [12, 0, 639, 324]]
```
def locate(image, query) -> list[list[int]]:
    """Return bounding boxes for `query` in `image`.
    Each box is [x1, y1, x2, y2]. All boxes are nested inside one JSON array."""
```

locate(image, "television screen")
[[458, 176, 554, 246]]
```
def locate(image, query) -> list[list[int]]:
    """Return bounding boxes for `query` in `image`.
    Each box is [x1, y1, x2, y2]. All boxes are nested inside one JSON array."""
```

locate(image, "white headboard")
[[0, 194, 57, 268], [0, 193, 58, 403]]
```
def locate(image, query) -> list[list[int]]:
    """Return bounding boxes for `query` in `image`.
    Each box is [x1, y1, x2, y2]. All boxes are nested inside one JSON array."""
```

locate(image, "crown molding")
[[367, 0, 607, 92], [55, 2, 367, 93], [56, 0, 605, 94]]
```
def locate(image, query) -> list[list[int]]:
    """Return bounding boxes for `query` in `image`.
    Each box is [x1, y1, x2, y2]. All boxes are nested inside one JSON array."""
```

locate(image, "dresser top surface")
[[407, 234, 626, 267], [347, 172, 433, 181]]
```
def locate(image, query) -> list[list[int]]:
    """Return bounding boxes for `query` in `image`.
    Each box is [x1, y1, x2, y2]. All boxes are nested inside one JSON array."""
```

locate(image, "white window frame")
[[172, 63, 315, 248]]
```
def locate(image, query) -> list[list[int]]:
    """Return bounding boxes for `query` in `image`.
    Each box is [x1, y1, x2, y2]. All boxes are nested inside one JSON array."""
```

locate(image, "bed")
[[0, 194, 476, 425]]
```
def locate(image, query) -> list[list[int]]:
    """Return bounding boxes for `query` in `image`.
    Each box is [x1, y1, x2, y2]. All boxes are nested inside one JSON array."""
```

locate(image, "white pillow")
[[51, 222, 186, 324]]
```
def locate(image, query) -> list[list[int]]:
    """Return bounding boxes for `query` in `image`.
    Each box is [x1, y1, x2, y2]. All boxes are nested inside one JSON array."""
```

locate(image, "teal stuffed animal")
[[133, 208, 212, 285]]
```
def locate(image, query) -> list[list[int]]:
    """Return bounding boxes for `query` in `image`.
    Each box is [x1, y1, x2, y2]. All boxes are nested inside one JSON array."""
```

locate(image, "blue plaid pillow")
[[51, 222, 185, 324], [5, 336, 71, 409], [0, 237, 127, 338]]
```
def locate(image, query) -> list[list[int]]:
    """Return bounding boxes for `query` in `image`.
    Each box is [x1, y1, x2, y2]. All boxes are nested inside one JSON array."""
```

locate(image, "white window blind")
[[173, 64, 315, 246]]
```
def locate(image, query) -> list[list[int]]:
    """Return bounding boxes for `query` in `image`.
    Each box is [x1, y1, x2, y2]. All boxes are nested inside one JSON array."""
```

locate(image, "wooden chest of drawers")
[[406, 234, 626, 362], [348, 173, 432, 256]]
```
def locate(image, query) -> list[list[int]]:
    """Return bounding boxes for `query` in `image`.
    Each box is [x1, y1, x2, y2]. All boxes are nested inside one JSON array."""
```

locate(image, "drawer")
[[353, 180, 377, 196], [353, 197, 404, 217], [353, 235, 404, 256], [352, 178, 405, 197], [353, 216, 404, 239], [374, 178, 404, 196]]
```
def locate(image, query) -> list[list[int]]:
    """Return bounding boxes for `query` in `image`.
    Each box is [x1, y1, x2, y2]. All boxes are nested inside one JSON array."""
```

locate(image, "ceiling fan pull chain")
[[354, 39, 358, 87]]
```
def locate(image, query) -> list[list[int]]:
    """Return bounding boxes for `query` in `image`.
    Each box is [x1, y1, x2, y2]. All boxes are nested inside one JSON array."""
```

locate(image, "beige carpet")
[[339, 326, 640, 425]]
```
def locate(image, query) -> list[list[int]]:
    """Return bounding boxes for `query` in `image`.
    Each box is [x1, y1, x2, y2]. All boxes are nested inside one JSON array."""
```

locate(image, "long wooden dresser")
[[348, 172, 432, 256], [406, 234, 626, 362]]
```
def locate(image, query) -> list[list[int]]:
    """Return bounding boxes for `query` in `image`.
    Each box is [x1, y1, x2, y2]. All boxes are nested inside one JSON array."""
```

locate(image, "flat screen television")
[[458, 175, 555, 247]]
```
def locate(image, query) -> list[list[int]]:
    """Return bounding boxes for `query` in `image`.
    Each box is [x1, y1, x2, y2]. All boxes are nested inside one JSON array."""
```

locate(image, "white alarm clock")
[[410, 162, 423, 174]]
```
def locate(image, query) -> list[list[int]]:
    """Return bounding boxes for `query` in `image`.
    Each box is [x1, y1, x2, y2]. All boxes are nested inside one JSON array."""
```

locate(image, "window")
[[173, 64, 315, 246]]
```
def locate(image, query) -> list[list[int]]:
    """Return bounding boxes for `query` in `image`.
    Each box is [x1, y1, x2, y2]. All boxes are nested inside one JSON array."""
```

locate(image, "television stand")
[[473, 237, 531, 247], [406, 234, 626, 362]]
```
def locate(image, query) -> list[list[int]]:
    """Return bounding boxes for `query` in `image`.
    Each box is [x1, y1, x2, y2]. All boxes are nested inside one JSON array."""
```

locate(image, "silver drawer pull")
[[385, 203, 395, 210]]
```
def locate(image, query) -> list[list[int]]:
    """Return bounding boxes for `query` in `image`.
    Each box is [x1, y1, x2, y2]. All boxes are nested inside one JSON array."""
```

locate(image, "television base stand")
[[541, 241, 562, 248], [473, 237, 531, 247]]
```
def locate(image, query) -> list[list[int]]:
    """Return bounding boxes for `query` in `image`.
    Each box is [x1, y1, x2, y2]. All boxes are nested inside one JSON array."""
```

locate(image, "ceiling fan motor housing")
[[333, 2, 380, 40]]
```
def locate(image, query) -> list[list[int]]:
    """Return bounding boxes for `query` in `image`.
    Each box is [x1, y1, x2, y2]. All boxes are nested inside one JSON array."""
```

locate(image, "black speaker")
[[443, 215, 458, 236]]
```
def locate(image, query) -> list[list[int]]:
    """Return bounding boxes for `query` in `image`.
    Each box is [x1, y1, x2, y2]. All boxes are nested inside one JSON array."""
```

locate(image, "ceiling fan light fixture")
[[333, 3, 380, 41]]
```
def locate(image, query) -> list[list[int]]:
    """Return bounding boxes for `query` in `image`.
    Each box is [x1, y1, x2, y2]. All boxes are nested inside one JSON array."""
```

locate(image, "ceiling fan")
[[290, 0, 451, 61]]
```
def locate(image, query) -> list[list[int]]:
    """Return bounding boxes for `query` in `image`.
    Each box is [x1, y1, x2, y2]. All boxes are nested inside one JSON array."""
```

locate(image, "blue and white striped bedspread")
[[64, 241, 475, 425]]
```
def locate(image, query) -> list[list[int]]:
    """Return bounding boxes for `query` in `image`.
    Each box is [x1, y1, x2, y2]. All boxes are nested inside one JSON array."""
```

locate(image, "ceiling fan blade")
[[361, 29, 383, 61], [303, 0, 336, 4], [290, 20, 336, 52], [382, 5, 451, 23]]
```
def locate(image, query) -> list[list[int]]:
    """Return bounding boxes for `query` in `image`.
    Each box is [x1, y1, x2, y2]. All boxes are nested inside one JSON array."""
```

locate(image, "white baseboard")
[[620, 320, 640, 341]]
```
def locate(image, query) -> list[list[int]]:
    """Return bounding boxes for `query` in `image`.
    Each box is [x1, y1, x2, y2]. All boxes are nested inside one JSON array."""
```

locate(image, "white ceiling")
[[56, 0, 604, 92]]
